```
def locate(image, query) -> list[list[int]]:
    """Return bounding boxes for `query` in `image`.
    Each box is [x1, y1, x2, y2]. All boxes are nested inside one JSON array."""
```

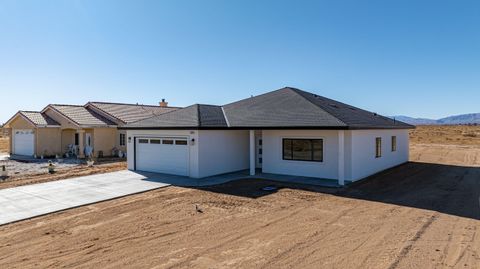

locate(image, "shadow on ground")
[[192, 162, 480, 220]]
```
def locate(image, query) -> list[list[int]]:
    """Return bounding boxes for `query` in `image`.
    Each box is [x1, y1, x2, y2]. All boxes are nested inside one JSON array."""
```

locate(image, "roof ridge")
[[289, 88, 349, 127], [50, 104, 84, 107], [89, 101, 181, 109], [195, 104, 201, 127], [222, 87, 291, 107], [19, 110, 42, 113]]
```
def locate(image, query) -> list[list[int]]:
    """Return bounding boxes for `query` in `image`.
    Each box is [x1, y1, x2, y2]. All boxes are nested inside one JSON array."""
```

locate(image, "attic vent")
[[373, 113, 378, 116]]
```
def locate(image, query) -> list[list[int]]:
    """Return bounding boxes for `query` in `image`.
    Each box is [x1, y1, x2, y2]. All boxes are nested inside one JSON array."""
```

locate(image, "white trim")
[[135, 135, 190, 177], [249, 130, 255, 176], [338, 130, 345, 186]]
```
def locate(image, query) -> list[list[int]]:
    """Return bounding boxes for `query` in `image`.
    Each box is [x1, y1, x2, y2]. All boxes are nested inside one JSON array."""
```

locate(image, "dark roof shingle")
[[126, 104, 227, 128], [124, 87, 414, 130]]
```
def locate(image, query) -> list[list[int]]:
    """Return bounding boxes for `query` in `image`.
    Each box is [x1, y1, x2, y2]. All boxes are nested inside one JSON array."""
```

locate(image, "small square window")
[[162, 139, 174, 145], [258, 148, 262, 155], [175, 140, 188, 145], [258, 139, 262, 146], [150, 139, 161, 144], [259, 157, 262, 164], [138, 139, 149, 144]]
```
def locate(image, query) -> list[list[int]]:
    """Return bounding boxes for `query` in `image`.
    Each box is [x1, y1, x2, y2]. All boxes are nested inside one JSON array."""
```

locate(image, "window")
[[162, 139, 174, 145], [282, 139, 323, 162], [120, 133, 126, 146], [376, 137, 382, 158], [391, 136, 397, 152], [150, 139, 161, 144], [75, 133, 79, 146], [258, 148, 262, 155], [258, 139, 262, 146], [138, 139, 149, 144], [259, 157, 263, 164], [175, 140, 188, 145]]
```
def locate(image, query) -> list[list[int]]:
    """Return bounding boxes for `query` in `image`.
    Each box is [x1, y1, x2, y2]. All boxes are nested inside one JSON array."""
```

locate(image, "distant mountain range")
[[392, 113, 480, 125]]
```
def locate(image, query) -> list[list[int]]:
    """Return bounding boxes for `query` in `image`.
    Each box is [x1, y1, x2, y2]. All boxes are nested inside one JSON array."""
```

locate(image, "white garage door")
[[135, 137, 189, 176], [13, 129, 35, 156]]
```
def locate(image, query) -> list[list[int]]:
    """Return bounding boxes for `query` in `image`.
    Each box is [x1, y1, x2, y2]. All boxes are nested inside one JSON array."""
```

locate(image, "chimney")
[[159, 99, 168, 107]]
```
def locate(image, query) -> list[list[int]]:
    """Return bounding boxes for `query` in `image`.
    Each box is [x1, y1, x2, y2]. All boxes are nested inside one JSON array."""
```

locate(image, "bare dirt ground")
[[410, 125, 480, 167], [1, 126, 480, 269]]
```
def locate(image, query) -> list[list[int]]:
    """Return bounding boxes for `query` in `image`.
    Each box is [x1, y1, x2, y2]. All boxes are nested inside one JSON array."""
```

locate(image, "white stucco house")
[[121, 87, 414, 185]]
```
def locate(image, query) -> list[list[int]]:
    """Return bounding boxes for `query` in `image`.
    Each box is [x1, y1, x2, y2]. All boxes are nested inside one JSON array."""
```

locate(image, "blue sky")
[[1, 0, 479, 123]]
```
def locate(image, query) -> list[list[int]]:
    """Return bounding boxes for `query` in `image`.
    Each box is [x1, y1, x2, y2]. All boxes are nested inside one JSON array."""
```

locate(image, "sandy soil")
[[410, 125, 480, 145], [0, 126, 479, 268]]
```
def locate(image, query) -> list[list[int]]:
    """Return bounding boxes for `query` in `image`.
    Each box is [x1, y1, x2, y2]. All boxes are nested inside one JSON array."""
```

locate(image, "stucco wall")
[[92, 128, 117, 157], [261, 130, 340, 180], [197, 130, 249, 178], [349, 129, 409, 181], [36, 128, 62, 156], [7, 116, 35, 154], [61, 129, 76, 154], [126, 130, 199, 177]]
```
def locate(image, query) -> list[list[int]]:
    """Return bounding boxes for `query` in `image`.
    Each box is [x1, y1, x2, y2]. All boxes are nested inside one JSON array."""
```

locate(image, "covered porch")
[[247, 129, 347, 186], [60, 128, 94, 158]]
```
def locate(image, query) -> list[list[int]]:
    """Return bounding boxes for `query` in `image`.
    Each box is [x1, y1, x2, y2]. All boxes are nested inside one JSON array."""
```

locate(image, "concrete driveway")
[[0, 170, 170, 226]]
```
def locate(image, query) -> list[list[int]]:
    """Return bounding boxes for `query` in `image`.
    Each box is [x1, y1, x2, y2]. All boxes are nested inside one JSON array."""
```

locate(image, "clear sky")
[[1, 0, 479, 123]]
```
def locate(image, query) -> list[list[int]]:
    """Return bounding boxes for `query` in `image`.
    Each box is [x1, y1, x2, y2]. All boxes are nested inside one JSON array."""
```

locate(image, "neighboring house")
[[122, 87, 414, 185], [4, 100, 177, 158]]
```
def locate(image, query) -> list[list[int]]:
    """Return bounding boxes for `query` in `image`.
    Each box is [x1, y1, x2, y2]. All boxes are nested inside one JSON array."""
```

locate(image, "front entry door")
[[85, 133, 92, 147]]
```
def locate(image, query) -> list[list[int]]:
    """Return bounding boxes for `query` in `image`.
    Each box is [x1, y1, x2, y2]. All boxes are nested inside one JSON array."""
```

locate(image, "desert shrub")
[[463, 132, 477, 138]]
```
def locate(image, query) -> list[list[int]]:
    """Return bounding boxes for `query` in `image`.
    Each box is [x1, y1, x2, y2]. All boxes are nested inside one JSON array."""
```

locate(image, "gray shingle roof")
[[123, 87, 414, 130], [20, 111, 60, 126], [126, 104, 227, 128], [87, 102, 178, 124], [49, 105, 116, 126]]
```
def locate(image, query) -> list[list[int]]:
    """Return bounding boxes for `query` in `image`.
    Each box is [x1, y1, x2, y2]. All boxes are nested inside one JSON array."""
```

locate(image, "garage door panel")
[[136, 138, 189, 176], [14, 129, 35, 156]]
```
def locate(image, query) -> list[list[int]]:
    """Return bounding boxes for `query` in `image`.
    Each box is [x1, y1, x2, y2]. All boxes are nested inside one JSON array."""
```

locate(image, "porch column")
[[249, 130, 255, 176], [338, 130, 345, 186], [77, 130, 85, 158]]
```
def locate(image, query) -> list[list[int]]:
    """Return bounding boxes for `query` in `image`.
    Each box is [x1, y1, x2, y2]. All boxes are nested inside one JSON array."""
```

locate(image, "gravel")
[[0, 157, 81, 177]]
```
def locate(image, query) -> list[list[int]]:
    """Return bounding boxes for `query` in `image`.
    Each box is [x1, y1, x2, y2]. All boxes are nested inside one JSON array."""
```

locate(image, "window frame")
[[375, 137, 382, 158], [282, 138, 324, 162], [391, 136, 397, 152]]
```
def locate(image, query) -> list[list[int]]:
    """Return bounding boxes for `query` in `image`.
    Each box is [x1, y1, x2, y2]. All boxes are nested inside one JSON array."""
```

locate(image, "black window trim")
[[375, 137, 382, 158], [282, 138, 324, 163], [391, 136, 397, 152]]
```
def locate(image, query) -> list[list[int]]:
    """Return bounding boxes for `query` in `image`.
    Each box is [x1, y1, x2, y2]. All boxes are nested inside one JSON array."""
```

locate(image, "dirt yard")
[[0, 126, 479, 269], [410, 125, 480, 167]]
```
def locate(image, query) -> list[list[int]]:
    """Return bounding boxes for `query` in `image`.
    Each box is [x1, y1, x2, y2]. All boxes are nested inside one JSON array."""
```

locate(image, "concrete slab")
[[0, 170, 169, 226]]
